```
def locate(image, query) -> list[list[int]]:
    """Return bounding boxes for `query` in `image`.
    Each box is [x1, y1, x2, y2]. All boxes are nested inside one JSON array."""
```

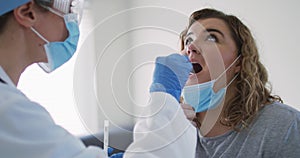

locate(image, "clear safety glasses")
[[43, 0, 84, 24]]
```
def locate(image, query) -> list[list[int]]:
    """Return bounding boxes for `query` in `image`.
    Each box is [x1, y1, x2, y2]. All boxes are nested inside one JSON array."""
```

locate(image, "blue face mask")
[[182, 56, 240, 113], [31, 12, 80, 73]]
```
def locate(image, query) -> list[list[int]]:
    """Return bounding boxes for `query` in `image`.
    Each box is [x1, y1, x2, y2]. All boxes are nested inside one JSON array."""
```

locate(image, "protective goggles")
[[43, 0, 84, 24]]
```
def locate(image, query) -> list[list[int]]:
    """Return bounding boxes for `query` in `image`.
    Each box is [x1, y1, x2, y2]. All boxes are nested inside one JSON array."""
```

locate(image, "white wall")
[[76, 0, 136, 138]]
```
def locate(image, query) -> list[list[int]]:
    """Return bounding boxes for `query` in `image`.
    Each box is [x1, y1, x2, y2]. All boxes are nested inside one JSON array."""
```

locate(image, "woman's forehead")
[[187, 18, 230, 36]]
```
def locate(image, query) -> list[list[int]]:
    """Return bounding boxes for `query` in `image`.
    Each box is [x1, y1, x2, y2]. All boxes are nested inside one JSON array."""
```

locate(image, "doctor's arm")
[[0, 88, 106, 158], [123, 54, 197, 158]]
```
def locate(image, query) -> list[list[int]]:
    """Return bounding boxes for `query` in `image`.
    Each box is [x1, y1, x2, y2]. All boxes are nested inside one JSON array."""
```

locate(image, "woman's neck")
[[196, 84, 237, 137], [196, 106, 232, 137]]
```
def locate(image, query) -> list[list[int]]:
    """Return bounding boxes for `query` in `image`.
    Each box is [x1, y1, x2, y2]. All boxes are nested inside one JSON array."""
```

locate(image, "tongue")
[[191, 63, 202, 73]]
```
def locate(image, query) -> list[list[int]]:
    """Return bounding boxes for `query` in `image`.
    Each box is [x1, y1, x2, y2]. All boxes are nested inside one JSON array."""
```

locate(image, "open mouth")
[[190, 63, 203, 74]]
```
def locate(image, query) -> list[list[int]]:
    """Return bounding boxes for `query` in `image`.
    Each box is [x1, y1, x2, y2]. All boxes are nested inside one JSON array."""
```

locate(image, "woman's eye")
[[206, 34, 218, 42], [185, 37, 193, 46]]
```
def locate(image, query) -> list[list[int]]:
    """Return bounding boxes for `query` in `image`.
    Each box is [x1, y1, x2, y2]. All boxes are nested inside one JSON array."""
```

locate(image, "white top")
[[0, 66, 196, 157]]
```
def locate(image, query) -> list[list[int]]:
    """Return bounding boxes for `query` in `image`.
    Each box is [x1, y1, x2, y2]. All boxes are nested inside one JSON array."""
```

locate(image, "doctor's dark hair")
[[0, 0, 53, 34], [180, 8, 282, 130]]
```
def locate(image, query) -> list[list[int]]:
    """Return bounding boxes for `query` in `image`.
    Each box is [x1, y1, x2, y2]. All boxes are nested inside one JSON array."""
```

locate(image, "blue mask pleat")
[[38, 13, 80, 73]]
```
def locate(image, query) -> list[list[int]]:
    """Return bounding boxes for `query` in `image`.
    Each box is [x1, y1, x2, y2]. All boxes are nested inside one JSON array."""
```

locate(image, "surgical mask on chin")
[[30, 13, 80, 73], [182, 55, 240, 113]]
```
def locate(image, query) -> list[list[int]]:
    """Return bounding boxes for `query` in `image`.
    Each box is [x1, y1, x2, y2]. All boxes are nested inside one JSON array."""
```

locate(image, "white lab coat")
[[124, 92, 197, 157], [0, 66, 196, 158]]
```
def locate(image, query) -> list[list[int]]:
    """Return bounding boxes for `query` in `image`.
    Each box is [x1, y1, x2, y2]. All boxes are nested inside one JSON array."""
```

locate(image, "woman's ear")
[[13, 1, 37, 28]]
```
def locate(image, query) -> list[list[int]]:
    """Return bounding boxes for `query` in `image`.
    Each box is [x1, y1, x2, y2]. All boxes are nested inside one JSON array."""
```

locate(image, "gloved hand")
[[109, 152, 123, 158], [108, 147, 124, 158], [150, 54, 192, 102]]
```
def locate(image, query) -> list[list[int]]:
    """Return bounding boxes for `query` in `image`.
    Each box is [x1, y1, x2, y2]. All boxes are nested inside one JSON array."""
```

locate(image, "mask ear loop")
[[30, 5, 65, 44], [212, 55, 241, 91], [215, 55, 241, 82], [30, 27, 50, 44], [227, 72, 240, 87]]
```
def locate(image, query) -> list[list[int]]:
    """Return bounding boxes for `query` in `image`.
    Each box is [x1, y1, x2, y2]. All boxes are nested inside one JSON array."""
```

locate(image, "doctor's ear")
[[13, 1, 38, 28]]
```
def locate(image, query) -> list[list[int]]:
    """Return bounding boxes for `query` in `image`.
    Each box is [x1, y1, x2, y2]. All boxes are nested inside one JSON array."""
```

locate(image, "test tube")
[[104, 120, 109, 157]]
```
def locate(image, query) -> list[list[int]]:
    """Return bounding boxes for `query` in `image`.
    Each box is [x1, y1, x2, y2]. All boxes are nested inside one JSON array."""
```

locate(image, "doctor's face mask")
[[31, 0, 84, 73]]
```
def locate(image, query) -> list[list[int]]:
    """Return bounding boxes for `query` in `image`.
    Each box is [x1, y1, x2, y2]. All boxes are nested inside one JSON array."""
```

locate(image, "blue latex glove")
[[110, 153, 124, 158], [150, 54, 192, 101], [108, 147, 124, 158]]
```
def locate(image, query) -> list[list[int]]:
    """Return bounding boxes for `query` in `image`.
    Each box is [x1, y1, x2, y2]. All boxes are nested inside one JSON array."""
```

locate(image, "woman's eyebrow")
[[186, 32, 193, 37], [205, 28, 224, 37]]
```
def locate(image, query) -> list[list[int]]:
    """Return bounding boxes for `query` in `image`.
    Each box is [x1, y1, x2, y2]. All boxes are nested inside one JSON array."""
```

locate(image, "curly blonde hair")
[[180, 8, 282, 130]]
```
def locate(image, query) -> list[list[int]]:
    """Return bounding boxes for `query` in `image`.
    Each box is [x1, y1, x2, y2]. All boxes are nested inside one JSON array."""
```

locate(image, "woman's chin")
[[186, 74, 200, 86]]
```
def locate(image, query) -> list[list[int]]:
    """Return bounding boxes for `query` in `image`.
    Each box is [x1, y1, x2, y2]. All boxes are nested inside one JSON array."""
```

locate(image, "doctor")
[[0, 0, 196, 157]]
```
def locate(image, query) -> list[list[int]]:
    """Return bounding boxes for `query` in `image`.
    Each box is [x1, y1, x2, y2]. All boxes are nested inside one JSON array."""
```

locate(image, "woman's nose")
[[186, 44, 200, 59]]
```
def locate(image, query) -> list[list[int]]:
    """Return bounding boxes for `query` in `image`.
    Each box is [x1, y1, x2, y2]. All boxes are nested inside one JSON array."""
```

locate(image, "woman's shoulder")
[[261, 102, 300, 120], [254, 101, 300, 132], [257, 102, 300, 156]]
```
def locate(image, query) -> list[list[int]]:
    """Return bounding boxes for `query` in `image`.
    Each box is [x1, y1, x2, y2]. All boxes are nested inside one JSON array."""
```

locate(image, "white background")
[[18, 0, 300, 135]]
